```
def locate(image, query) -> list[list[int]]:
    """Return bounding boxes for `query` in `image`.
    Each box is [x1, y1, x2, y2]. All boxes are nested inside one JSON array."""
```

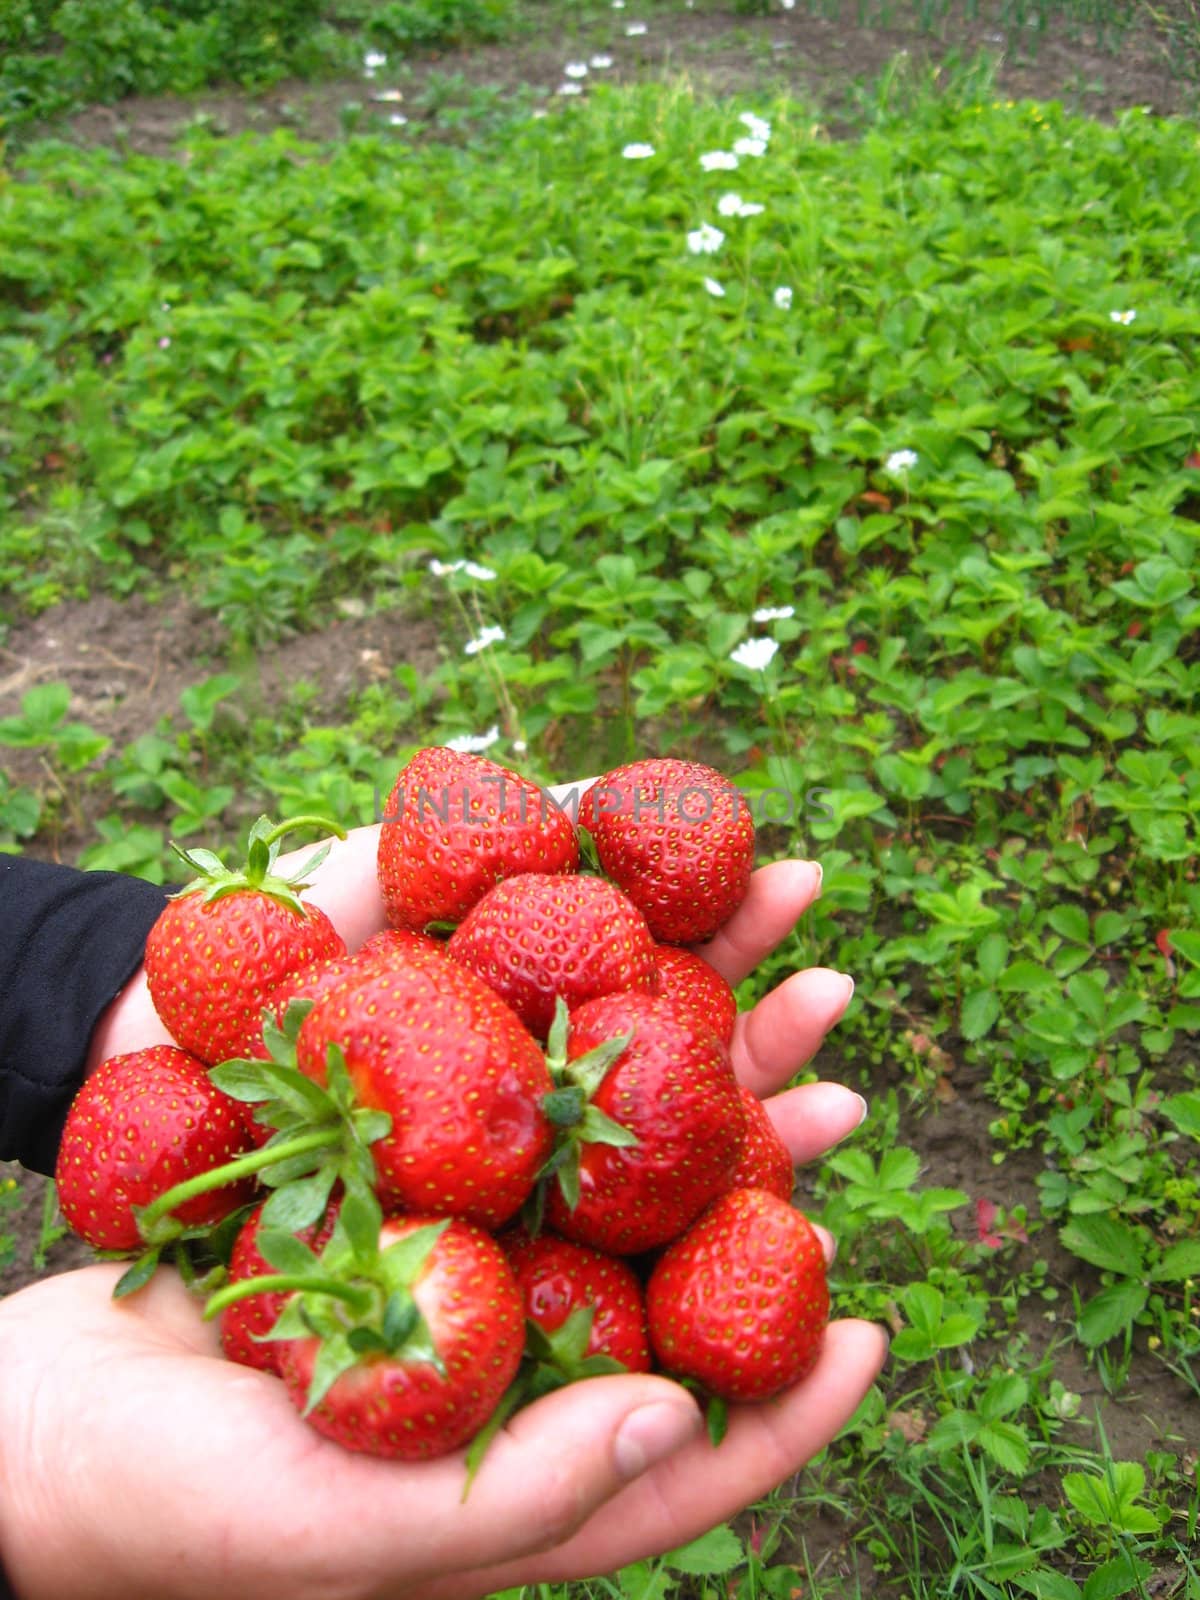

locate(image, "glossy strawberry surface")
[[279, 1215, 524, 1460], [646, 1187, 829, 1401], [502, 1227, 652, 1373], [580, 759, 755, 943], [726, 1085, 794, 1200], [544, 990, 746, 1256], [448, 872, 659, 1038], [377, 746, 579, 929], [296, 953, 555, 1228], [652, 944, 738, 1045], [145, 890, 346, 1064], [56, 1045, 255, 1250]]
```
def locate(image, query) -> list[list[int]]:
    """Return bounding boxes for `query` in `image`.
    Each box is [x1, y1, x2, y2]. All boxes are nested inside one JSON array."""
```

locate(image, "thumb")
[[399, 1375, 703, 1578]]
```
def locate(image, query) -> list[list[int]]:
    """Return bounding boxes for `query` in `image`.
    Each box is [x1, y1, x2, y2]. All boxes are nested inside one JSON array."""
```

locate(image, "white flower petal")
[[557, 82, 584, 96], [773, 285, 793, 310], [753, 605, 795, 622], [445, 725, 501, 754], [565, 60, 589, 77], [730, 637, 780, 671], [622, 141, 655, 159], [463, 561, 497, 582], [703, 276, 726, 298], [686, 222, 725, 255], [1110, 308, 1137, 325], [885, 449, 919, 473], [625, 20, 647, 33], [464, 625, 506, 656], [590, 53, 613, 68], [700, 150, 739, 171], [732, 136, 767, 157]]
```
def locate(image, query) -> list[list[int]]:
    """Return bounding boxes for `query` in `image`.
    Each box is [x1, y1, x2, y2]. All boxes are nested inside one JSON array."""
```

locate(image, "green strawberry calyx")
[[128, 1001, 389, 1271], [203, 1193, 449, 1414], [527, 999, 639, 1224], [170, 813, 347, 914]]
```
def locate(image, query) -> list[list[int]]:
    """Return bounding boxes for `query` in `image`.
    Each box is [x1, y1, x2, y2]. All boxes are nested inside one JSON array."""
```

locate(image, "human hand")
[[4, 843, 886, 1600]]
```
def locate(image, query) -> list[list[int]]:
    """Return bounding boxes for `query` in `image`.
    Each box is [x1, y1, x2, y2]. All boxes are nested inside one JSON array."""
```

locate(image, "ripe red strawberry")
[[652, 944, 738, 1045], [355, 927, 446, 967], [220, 1199, 339, 1373], [646, 1187, 829, 1401], [144, 815, 347, 1065], [277, 1213, 525, 1460], [55, 1045, 255, 1251], [502, 1227, 652, 1374], [580, 759, 755, 943], [448, 872, 659, 1038], [296, 953, 554, 1228], [543, 990, 746, 1256], [726, 1086, 794, 1200], [377, 747, 579, 929]]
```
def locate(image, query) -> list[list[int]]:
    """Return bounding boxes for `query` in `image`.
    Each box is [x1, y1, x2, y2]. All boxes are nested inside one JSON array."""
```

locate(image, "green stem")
[[259, 815, 348, 851], [204, 1273, 372, 1320], [139, 1128, 341, 1237]]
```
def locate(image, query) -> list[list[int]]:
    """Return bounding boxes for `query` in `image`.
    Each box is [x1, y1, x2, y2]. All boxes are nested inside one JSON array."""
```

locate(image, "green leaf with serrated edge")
[[304, 1332, 361, 1415], [1077, 1283, 1147, 1347], [543, 1085, 587, 1127], [563, 1031, 634, 1099], [113, 1247, 162, 1299], [338, 1186, 384, 1264], [1060, 1215, 1147, 1276], [383, 1291, 419, 1350], [579, 1104, 640, 1148], [664, 1526, 744, 1576], [1152, 1238, 1200, 1281], [379, 1220, 449, 1287], [208, 1060, 277, 1102], [257, 1228, 322, 1277], [259, 1168, 336, 1233]]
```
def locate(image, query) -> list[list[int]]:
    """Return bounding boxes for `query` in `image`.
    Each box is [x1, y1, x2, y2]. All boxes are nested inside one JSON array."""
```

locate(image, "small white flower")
[[700, 149, 738, 171], [686, 221, 725, 255], [388, 114, 408, 126], [564, 60, 588, 77], [738, 112, 771, 140], [463, 560, 497, 582], [429, 558, 461, 576], [372, 88, 403, 102], [363, 50, 386, 72], [885, 449, 919, 473], [717, 191, 744, 216], [731, 637, 780, 671], [445, 726, 501, 754], [557, 82, 584, 96], [612, 0, 625, 7], [161, 301, 172, 311], [622, 141, 655, 159], [753, 605, 795, 622], [464, 625, 506, 656], [773, 285, 793, 310], [590, 53, 613, 68], [781, 0, 795, 9], [703, 277, 726, 298], [1110, 308, 1137, 325], [737, 201, 764, 216], [733, 136, 767, 157], [625, 20, 647, 34]]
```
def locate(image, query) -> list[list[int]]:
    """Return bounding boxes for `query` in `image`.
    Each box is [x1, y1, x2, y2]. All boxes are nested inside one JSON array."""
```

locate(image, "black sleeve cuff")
[[0, 858, 169, 1175]]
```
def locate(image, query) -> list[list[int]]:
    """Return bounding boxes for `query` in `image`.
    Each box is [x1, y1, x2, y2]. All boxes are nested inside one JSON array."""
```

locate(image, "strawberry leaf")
[[113, 1246, 162, 1299], [259, 1167, 337, 1232], [257, 1228, 322, 1276], [579, 1105, 640, 1148]]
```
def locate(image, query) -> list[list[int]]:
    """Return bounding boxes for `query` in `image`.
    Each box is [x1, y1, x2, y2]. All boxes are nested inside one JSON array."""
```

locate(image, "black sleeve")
[[0, 858, 169, 1175]]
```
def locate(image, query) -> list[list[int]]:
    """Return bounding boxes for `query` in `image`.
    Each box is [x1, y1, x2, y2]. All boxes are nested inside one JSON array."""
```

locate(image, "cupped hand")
[[9, 826, 887, 1600]]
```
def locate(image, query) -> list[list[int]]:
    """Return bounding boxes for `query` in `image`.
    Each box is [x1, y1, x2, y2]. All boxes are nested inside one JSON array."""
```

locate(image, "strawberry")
[[220, 1198, 339, 1373], [273, 1212, 525, 1461], [377, 747, 579, 929], [447, 872, 659, 1038], [296, 953, 555, 1228], [726, 1086, 794, 1200], [55, 1045, 255, 1251], [652, 944, 738, 1045], [646, 1187, 829, 1402], [502, 1227, 652, 1374], [355, 927, 446, 966], [144, 814, 347, 1065], [580, 759, 755, 943], [542, 990, 746, 1256]]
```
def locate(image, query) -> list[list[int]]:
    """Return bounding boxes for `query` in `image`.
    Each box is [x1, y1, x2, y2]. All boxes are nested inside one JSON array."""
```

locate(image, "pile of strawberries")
[[55, 750, 830, 1462]]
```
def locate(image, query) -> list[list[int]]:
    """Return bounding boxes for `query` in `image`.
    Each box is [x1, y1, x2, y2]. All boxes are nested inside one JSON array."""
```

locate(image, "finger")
[[761, 1081, 868, 1166], [320, 1374, 703, 1588], [694, 859, 823, 986], [730, 967, 855, 1099], [279, 823, 388, 951], [425, 1319, 889, 1600]]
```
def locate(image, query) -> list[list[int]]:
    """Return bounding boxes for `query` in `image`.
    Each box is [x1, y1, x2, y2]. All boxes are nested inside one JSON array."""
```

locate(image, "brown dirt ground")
[[3, 6, 1198, 1586]]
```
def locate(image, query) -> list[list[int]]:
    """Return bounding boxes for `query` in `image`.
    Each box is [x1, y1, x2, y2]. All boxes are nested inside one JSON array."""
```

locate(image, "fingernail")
[[839, 972, 855, 1004], [810, 860, 823, 897], [614, 1400, 702, 1480], [853, 1092, 869, 1128]]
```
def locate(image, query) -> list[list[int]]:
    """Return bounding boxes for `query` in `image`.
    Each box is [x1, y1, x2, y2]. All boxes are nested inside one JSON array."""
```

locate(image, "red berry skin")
[[279, 1216, 525, 1461], [220, 1200, 339, 1374], [355, 927, 446, 967], [145, 891, 346, 1064], [652, 945, 738, 1046], [296, 956, 554, 1228], [580, 759, 755, 943], [726, 1086, 794, 1201], [545, 991, 747, 1256], [55, 1046, 255, 1251], [377, 747, 579, 930], [501, 1228, 652, 1373], [448, 873, 659, 1039], [646, 1188, 830, 1402]]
